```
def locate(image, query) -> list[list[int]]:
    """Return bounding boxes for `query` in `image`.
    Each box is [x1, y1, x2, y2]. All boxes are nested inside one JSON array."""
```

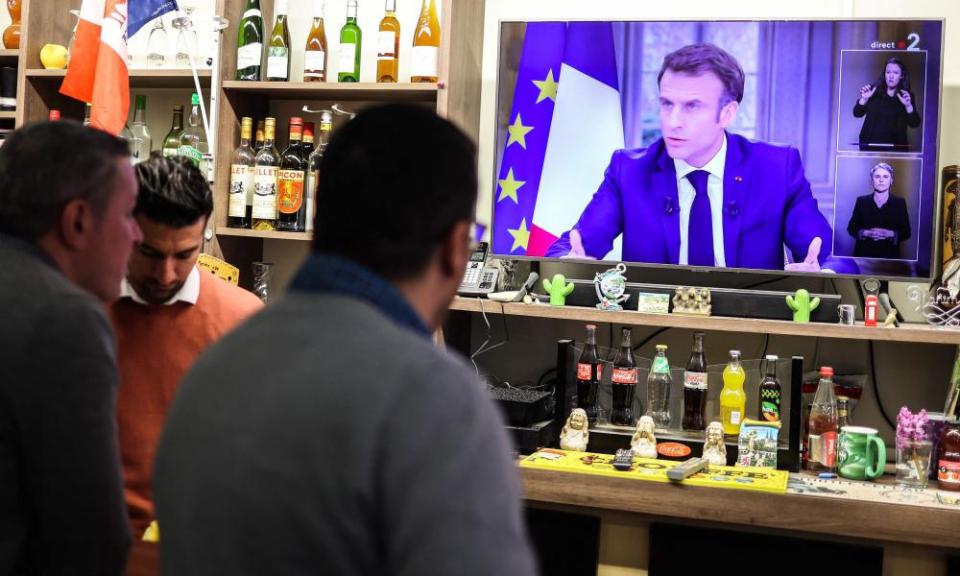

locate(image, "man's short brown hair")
[[658, 43, 745, 107]]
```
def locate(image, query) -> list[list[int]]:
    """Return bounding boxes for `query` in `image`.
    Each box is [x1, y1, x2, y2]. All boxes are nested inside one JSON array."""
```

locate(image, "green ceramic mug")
[[837, 426, 887, 481]]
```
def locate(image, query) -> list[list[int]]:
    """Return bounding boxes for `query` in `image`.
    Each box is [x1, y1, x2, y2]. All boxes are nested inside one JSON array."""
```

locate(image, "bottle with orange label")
[[610, 327, 638, 426], [937, 420, 960, 491], [576, 324, 601, 424], [277, 117, 307, 231]]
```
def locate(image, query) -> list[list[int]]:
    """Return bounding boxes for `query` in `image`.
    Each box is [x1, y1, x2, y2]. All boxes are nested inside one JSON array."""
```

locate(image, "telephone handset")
[[458, 242, 499, 296]]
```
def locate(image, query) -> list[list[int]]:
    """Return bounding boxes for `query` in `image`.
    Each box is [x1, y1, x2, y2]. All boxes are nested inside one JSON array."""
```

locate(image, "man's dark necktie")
[[687, 169, 715, 266]]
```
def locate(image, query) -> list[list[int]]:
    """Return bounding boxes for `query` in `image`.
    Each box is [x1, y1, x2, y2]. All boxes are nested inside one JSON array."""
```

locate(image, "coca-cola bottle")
[[610, 327, 638, 426], [645, 344, 672, 429], [576, 324, 601, 423], [682, 332, 708, 431], [806, 366, 839, 473]]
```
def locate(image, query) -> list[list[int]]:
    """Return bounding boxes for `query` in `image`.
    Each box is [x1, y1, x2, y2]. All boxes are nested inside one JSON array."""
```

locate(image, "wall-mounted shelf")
[[0, 49, 19, 64], [0, 111, 16, 119], [24, 68, 212, 88], [215, 227, 312, 242], [221, 80, 439, 102], [449, 297, 960, 345]]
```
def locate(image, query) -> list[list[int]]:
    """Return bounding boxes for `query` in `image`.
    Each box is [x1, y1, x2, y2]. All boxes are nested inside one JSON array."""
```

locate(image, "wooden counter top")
[[522, 467, 960, 549]]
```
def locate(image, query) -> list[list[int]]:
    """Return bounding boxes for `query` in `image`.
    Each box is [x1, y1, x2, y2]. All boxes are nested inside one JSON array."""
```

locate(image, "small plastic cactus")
[[543, 273, 575, 306], [786, 289, 820, 323]]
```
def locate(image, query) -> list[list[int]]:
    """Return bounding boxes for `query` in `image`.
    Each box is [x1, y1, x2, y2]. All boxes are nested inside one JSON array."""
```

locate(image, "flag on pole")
[[492, 22, 625, 258], [128, 0, 178, 39], [60, 0, 106, 105]]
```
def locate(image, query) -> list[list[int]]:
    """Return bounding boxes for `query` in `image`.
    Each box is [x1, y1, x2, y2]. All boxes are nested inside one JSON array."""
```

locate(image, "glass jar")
[[896, 439, 932, 488]]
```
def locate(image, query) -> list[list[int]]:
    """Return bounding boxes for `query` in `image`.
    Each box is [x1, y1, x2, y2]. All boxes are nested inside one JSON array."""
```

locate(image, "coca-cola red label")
[[939, 459, 960, 484], [577, 363, 592, 381], [683, 371, 708, 390], [612, 368, 637, 384], [809, 431, 837, 467]]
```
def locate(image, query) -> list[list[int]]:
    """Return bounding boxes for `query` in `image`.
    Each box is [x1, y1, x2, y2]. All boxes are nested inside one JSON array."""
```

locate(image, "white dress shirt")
[[674, 135, 727, 267], [120, 266, 201, 306]]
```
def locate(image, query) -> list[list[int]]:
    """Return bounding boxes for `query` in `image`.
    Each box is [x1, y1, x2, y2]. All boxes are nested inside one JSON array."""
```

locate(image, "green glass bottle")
[[161, 105, 184, 157], [235, 0, 264, 80], [266, 0, 291, 81], [338, 0, 361, 82]]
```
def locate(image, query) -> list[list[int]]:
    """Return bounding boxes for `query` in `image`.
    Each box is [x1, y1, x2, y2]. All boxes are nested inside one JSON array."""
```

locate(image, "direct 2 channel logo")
[[870, 33, 921, 51]]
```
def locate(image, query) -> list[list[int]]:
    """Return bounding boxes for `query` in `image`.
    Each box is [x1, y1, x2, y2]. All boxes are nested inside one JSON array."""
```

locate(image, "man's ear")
[[438, 220, 471, 279], [59, 198, 93, 251], [718, 100, 739, 129]]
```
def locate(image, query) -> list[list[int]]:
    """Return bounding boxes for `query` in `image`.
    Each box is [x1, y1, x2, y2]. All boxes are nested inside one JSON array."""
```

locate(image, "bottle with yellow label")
[[719, 350, 747, 435]]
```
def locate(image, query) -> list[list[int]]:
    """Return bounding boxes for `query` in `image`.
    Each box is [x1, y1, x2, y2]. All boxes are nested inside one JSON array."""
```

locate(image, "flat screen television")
[[490, 19, 945, 280]]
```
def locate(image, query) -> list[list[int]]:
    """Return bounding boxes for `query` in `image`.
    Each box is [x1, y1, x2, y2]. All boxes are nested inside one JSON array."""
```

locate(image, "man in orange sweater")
[[108, 153, 262, 536]]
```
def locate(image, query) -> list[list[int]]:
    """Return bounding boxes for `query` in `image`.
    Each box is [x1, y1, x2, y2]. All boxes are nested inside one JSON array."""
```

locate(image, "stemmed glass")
[[146, 18, 168, 68], [172, 5, 198, 68]]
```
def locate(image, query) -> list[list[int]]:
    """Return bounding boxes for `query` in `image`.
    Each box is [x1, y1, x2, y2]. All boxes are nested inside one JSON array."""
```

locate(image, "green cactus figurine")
[[786, 289, 820, 323], [543, 273, 575, 306]]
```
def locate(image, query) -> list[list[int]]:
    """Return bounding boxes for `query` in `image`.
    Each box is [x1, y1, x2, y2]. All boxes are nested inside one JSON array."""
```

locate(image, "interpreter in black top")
[[853, 57, 921, 151], [847, 162, 911, 259]]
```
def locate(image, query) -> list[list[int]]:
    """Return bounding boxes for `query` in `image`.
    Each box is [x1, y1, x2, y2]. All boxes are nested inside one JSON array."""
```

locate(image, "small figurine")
[[701, 421, 727, 467], [594, 263, 630, 311], [560, 408, 590, 452], [672, 286, 711, 316], [786, 289, 820, 323], [884, 308, 900, 328], [542, 273, 575, 306], [630, 415, 658, 459]]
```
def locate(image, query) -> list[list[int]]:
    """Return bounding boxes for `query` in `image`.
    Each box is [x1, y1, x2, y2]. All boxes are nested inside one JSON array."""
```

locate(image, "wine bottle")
[[266, 0, 291, 81], [411, 0, 440, 83], [338, 0, 362, 82], [376, 0, 399, 83], [228, 117, 256, 229], [161, 106, 184, 157], [304, 112, 332, 234], [303, 0, 328, 82], [129, 95, 152, 163], [235, 0, 264, 80], [252, 117, 280, 231]]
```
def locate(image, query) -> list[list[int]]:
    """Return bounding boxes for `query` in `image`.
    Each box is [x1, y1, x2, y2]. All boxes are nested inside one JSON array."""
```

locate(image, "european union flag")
[[128, 0, 179, 39]]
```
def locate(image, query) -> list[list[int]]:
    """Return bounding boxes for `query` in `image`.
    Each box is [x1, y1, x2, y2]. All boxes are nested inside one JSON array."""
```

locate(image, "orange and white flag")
[[60, 0, 129, 135]]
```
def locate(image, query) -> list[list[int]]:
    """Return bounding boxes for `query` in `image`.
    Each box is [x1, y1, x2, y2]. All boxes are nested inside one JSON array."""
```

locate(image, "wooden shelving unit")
[[450, 296, 960, 345], [0, 110, 16, 119], [24, 68, 212, 89], [215, 227, 311, 242], [0, 48, 18, 64], [221, 80, 438, 102]]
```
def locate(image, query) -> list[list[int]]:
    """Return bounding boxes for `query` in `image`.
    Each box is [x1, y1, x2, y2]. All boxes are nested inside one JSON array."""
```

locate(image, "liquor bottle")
[[255, 119, 265, 150], [120, 122, 136, 163], [82, 103, 92, 126], [178, 93, 208, 172], [338, 0, 362, 82], [610, 327, 638, 427], [228, 117, 256, 229], [937, 420, 960, 491], [376, 0, 400, 83], [759, 354, 782, 422], [301, 121, 315, 160], [682, 332, 708, 431], [646, 344, 672, 430], [162, 106, 185, 157], [719, 350, 746, 436], [252, 117, 280, 231], [806, 366, 839, 473], [304, 111, 331, 234], [277, 117, 307, 232], [575, 324, 601, 424], [236, 0, 264, 80], [411, 0, 440, 83], [303, 0, 328, 82], [130, 94, 152, 163], [266, 0, 291, 81], [836, 396, 851, 430], [944, 347, 960, 422], [48, 109, 60, 121], [301, 122, 317, 231]]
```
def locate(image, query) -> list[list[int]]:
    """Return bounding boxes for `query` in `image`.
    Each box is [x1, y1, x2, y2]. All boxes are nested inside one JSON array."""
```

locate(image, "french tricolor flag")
[[493, 22, 624, 258], [61, 0, 177, 135]]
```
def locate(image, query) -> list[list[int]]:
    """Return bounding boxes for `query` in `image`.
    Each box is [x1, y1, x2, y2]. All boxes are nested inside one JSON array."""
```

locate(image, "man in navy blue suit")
[[546, 43, 834, 272]]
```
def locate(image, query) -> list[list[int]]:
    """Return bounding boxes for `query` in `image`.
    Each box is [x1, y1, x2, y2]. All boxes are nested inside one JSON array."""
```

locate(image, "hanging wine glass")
[[172, 6, 198, 68], [146, 18, 168, 68], [67, 9, 80, 66]]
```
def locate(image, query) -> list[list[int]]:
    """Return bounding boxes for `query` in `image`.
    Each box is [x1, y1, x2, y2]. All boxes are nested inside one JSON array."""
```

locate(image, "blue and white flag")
[[128, 0, 178, 38]]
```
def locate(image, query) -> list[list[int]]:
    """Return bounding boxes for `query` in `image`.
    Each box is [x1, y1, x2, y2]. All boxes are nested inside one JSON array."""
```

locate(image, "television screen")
[[491, 20, 944, 279]]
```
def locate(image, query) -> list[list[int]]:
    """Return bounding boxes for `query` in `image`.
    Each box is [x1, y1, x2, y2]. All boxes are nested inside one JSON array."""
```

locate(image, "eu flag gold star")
[[508, 218, 530, 252], [532, 69, 558, 104], [497, 168, 525, 204], [507, 114, 534, 149]]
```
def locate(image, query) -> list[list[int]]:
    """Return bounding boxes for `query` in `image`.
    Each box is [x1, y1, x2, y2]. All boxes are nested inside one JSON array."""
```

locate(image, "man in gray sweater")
[[0, 122, 141, 574], [154, 105, 538, 575]]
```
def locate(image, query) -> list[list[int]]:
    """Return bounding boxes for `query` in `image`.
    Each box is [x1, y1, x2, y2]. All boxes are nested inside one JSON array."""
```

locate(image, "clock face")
[[862, 278, 881, 295]]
